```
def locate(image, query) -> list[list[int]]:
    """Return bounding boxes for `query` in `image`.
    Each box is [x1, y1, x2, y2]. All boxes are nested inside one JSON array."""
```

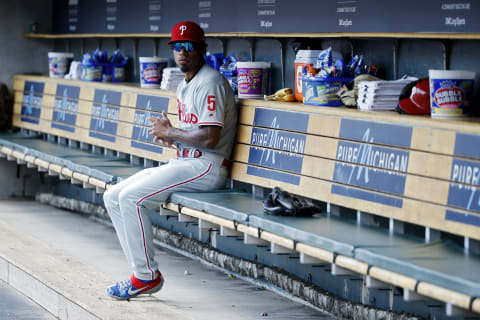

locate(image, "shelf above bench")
[[23, 33, 480, 40]]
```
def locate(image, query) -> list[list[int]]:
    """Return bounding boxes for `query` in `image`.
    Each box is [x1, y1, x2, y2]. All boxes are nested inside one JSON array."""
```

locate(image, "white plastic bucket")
[[139, 57, 168, 88], [237, 62, 271, 99], [295, 50, 323, 101], [48, 52, 74, 78], [429, 69, 476, 118]]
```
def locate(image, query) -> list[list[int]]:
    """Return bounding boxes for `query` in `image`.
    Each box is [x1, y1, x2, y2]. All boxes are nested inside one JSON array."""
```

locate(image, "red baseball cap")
[[168, 21, 205, 44], [397, 78, 431, 115]]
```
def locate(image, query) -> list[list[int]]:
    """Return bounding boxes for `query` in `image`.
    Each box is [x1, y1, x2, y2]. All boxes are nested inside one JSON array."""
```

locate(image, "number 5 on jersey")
[[207, 95, 216, 111]]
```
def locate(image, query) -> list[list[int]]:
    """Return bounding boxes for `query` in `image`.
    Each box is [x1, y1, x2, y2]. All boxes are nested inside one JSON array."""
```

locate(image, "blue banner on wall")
[[339, 119, 413, 148], [89, 90, 120, 142], [247, 165, 300, 186], [445, 134, 480, 227], [336, 140, 410, 173], [93, 89, 121, 106], [56, 84, 80, 98], [130, 95, 169, 153], [332, 119, 412, 207], [253, 108, 309, 133], [248, 146, 304, 174], [247, 110, 308, 185], [333, 162, 407, 196], [454, 133, 480, 160], [52, 84, 79, 133], [135, 94, 169, 111], [445, 210, 480, 227], [331, 185, 403, 208], [21, 81, 44, 124], [249, 127, 306, 171], [24, 81, 44, 94], [334, 140, 409, 195], [447, 158, 480, 213]]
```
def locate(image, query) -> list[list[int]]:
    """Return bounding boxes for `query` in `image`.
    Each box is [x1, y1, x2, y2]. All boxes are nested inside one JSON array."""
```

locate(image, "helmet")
[[168, 21, 205, 44], [397, 78, 431, 114]]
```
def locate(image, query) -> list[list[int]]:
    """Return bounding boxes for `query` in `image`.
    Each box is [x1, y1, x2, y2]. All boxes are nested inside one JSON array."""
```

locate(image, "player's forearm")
[[168, 126, 220, 149]]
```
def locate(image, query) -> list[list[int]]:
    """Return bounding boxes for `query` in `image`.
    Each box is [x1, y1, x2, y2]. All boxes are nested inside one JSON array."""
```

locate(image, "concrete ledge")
[[0, 220, 190, 320]]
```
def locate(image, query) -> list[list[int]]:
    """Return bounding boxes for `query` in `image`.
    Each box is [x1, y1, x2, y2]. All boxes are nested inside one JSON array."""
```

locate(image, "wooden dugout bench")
[[7, 74, 480, 316]]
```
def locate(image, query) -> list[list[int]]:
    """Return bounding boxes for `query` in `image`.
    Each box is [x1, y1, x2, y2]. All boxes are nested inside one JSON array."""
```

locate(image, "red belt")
[[177, 148, 229, 167]]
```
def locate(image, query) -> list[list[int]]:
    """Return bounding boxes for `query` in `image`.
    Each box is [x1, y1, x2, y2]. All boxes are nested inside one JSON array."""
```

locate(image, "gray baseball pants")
[[103, 157, 227, 280]]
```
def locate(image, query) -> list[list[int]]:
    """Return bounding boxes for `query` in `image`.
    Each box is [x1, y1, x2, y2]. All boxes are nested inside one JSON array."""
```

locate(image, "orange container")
[[294, 50, 322, 102]]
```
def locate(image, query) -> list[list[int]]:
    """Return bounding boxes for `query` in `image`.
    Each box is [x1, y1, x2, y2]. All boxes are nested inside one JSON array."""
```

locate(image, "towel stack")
[[357, 77, 418, 111], [160, 68, 184, 91]]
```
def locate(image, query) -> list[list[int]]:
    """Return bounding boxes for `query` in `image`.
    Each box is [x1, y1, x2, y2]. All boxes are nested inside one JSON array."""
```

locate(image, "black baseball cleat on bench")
[[264, 187, 319, 217]]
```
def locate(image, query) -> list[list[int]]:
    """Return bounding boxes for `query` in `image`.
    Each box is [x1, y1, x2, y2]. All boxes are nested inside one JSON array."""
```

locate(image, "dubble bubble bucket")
[[237, 62, 271, 99], [140, 57, 168, 88], [429, 69, 476, 118]]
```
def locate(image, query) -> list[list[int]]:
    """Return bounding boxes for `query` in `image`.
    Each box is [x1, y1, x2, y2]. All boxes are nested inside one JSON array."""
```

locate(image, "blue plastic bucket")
[[81, 63, 102, 82], [102, 62, 127, 82], [301, 77, 353, 106]]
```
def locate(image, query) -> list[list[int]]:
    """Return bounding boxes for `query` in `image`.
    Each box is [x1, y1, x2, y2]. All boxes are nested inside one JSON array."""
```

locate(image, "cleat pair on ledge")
[[107, 271, 164, 300]]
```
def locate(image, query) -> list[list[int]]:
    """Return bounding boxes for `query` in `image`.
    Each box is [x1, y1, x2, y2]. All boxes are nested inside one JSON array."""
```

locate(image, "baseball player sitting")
[[103, 21, 237, 300]]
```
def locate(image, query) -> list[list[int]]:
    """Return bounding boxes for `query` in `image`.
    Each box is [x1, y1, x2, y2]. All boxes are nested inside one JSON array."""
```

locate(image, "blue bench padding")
[[0, 133, 30, 152], [355, 241, 480, 296], [170, 191, 252, 223], [248, 212, 421, 257], [168, 190, 480, 297], [0, 133, 142, 183], [250, 213, 354, 256], [171, 192, 419, 257]]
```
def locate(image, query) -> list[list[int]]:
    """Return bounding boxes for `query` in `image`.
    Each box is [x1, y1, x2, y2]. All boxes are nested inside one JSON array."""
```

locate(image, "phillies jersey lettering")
[[177, 99, 199, 124], [176, 64, 237, 159]]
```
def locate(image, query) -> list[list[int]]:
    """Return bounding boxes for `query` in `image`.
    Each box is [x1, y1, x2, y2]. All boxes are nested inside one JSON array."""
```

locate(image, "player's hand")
[[149, 112, 173, 144]]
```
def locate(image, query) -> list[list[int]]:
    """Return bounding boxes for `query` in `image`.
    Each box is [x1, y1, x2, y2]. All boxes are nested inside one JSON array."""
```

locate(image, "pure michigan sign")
[[131, 94, 169, 153], [21, 81, 44, 124], [52, 84, 80, 132], [247, 108, 309, 186], [446, 133, 480, 227], [89, 89, 121, 142], [332, 119, 412, 208]]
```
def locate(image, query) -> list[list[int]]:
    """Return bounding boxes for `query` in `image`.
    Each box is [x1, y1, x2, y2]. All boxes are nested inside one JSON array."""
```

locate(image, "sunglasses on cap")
[[170, 42, 197, 52]]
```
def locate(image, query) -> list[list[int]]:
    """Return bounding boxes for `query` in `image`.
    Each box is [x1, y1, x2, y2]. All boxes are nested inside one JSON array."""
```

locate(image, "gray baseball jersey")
[[175, 64, 237, 159]]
